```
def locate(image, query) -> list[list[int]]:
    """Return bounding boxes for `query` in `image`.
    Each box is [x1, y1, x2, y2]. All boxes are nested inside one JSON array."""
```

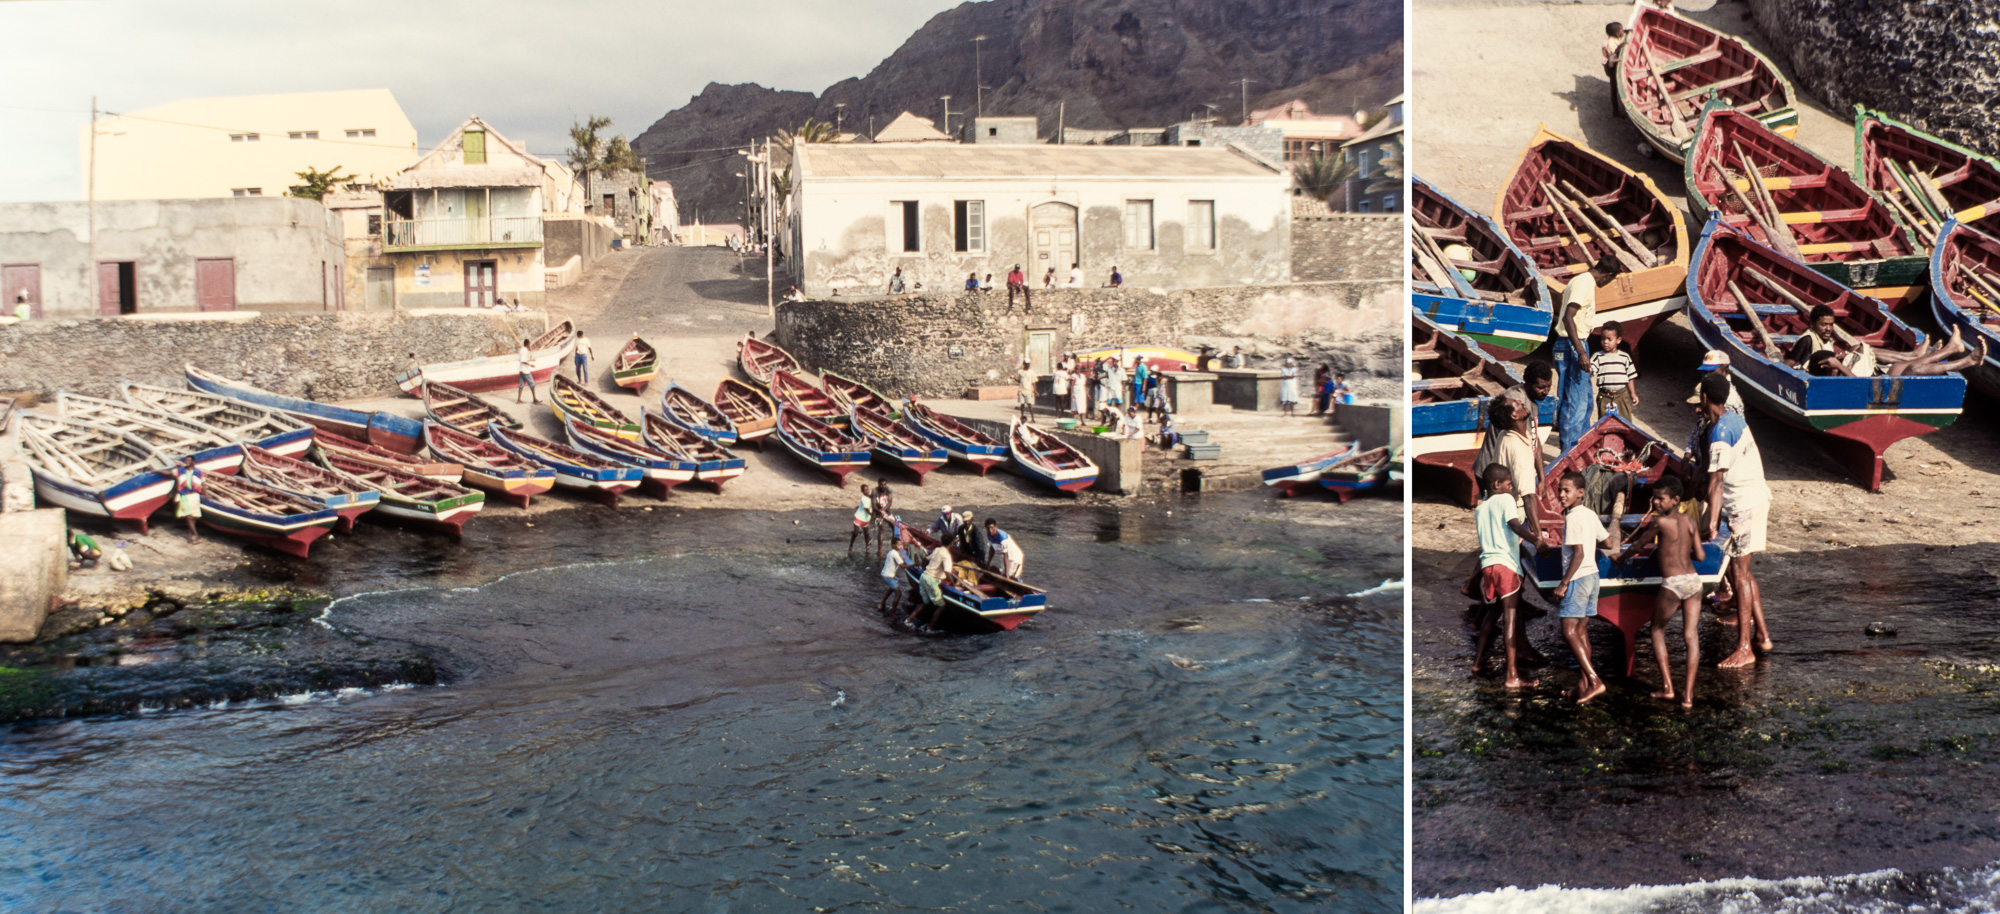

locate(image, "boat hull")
[[488, 424, 642, 506], [29, 468, 172, 533]]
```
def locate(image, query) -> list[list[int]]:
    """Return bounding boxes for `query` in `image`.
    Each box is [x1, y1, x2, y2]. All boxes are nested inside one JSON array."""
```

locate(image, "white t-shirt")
[[1562, 503, 1608, 579], [1562, 272, 1598, 346], [1707, 410, 1771, 514], [1476, 493, 1524, 572], [1067, 267, 1083, 288]]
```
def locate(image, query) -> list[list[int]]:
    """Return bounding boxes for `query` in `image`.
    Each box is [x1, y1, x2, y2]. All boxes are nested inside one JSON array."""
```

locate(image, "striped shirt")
[[1592, 349, 1636, 392]]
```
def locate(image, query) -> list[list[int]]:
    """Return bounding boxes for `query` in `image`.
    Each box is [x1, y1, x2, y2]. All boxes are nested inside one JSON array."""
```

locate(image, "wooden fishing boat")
[[738, 335, 802, 385], [1526, 413, 1729, 676], [770, 369, 844, 425], [1615, 5, 1796, 162], [417, 379, 522, 438], [657, 381, 740, 447], [1687, 104, 1923, 304], [1856, 105, 2000, 264], [562, 416, 697, 498], [15, 412, 172, 531], [1411, 176, 1555, 359], [1261, 444, 1358, 498], [773, 404, 872, 485], [900, 527, 1048, 633], [395, 320, 575, 395], [1496, 125, 1690, 344], [115, 381, 314, 457], [713, 378, 777, 445], [1317, 447, 1393, 503], [1929, 220, 2000, 401], [424, 422, 555, 508], [1408, 313, 1556, 507], [1065, 345, 1201, 372], [611, 336, 660, 391], [316, 431, 462, 482], [849, 403, 948, 484], [314, 450, 486, 537], [486, 421, 643, 506], [238, 444, 380, 533], [550, 375, 642, 439], [1008, 420, 1097, 493], [901, 401, 1008, 475], [55, 391, 244, 476], [187, 364, 425, 454], [640, 410, 747, 491], [194, 473, 341, 559], [821, 371, 899, 419], [1689, 217, 1962, 491]]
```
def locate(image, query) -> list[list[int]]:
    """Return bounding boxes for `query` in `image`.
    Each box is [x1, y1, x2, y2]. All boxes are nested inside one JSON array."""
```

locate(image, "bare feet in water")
[[1504, 675, 1539, 690], [1718, 647, 1757, 668], [1574, 679, 1607, 704]]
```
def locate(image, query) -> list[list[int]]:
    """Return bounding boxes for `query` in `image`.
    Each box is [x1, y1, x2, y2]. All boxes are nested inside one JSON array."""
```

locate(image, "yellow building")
[[83, 89, 420, 201]]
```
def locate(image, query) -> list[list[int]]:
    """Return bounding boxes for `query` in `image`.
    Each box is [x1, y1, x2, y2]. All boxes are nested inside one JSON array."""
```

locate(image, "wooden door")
[[1, 264, 40, 319], [195, 258, 235, 311], [1031, 202, 1077, 276], [366, 266, 395, 311], [98, 262, 123, 315], [1026, 330, 1054, 377], [465, 260, 497, 308]]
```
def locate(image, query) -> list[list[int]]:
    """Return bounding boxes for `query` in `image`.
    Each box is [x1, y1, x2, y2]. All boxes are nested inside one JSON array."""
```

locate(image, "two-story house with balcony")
[[1333, 95, 1404, 214], [354, 117, 584, 309]]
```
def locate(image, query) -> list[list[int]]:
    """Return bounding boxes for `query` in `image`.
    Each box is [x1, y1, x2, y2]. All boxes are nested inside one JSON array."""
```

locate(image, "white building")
[[82, 89, 420, 201], [787, 143, 1292, 297]]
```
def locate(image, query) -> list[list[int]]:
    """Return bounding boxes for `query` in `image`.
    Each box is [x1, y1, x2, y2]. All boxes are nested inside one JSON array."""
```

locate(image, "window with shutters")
[[953, 200, 985, 253], [1187, 200, 1216, 252], [463, 129, 486, 165], [1123, 200, 1155, 251]]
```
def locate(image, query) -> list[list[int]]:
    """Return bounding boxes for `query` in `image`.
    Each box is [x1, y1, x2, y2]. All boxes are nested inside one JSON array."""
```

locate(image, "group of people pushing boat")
[[846, 481, 1027, 634]]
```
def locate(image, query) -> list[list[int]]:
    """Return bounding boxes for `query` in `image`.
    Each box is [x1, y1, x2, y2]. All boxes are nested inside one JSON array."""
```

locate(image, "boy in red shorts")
[[1471, 463, 1546, 689]]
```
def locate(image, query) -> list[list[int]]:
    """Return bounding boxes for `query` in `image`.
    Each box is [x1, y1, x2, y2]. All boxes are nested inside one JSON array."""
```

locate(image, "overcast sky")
[[0, 0, 961, 202]]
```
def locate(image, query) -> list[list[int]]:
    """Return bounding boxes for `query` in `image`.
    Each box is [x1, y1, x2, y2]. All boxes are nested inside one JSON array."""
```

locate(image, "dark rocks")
[[1865, 621, 1897, 637]]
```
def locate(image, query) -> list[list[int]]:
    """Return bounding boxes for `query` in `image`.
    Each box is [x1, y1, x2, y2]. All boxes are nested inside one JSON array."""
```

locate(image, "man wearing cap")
[[1005, 264, 1030, 312], [1554, 257, 1618, 453], [1698, 372, 1771, 669], [930, 505, 961, 541]]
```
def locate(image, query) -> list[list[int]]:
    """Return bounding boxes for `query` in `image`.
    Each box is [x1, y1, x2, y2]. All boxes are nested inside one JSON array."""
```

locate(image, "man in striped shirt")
[[1591, 320, 1638, 420]]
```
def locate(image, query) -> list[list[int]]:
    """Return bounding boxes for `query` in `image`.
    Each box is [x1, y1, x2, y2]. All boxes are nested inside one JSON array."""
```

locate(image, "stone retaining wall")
[[775, 280, 1400, 400], [1747, 0, 2000, 152], [1291, 214, 1400, 283], [0, 309, 547, 402]]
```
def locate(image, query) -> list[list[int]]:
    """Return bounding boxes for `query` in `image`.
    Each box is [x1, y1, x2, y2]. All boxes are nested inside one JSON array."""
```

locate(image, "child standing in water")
[[1621, 475, 1707, 707], [1554, 470, 1613, 705], [1471, 464, 1546, 689]]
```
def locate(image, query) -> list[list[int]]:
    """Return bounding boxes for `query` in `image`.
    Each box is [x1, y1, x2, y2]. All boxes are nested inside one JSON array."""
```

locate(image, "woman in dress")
[[1279, 357, 1300, 418]]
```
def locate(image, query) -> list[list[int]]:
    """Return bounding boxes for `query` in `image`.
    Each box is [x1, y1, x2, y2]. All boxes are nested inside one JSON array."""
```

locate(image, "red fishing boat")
[[714, 378, 778, 445], [424, 422, 556, 508], [770, 369, 843, 425], [738, 335, 802, 385], [1615, 5, 1796, 162], [1495, 125, 1690, 344], [315, 431, 463, 482], [238, 444, 380, 533]]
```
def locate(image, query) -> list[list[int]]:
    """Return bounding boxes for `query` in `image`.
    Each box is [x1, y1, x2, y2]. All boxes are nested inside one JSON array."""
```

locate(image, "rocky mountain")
[[634, 0, 1400, 223]]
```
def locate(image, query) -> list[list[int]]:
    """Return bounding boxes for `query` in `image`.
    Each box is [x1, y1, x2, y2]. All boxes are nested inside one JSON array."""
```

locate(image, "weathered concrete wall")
[[1746, 0, 2000, 153], [955, 414, 1142, 496], [1336, 402, 1403, 453], [775, 279, 1400, 399], [1291, 213, 1399, 282], [0, 197, 345, 318], [387, 247, 546, 310], [545, 215, 617, 279], [0, 509, 66, 643], [0, 309, 545, 401]]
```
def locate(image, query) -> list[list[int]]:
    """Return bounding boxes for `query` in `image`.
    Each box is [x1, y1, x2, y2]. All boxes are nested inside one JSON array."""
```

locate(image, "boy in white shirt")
[[1555, 469, 1615, 704]]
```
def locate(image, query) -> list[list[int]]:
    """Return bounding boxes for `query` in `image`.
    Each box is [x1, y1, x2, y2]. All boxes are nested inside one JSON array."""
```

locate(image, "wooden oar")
[[1726, 279, 1785, 359], [1740, 264, 1863, 350], [1734, 141, 1804, 260], [1547, 181, 1643, 270], [1560, 179, 1658, 267], [1539, 179, 1603, 265]]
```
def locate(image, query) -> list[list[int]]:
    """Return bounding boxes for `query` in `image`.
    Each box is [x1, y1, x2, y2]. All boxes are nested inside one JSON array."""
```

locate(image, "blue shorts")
[[1559, 574, 1600, 619]]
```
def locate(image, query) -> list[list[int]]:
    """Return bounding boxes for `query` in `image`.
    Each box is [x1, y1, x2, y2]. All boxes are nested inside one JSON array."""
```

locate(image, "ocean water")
[[0, 495, 1405, 912]]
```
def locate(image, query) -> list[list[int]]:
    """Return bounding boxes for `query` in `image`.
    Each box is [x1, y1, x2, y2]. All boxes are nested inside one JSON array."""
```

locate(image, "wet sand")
[[1414, 0, 2000, 898]]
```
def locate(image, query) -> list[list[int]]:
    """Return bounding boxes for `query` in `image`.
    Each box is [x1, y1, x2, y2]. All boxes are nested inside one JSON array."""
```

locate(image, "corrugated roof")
[[800, 143, 1282, 180]]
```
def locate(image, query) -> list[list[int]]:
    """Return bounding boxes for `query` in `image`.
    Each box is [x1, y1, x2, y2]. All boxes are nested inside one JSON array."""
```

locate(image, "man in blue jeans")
[[1554, 256, 1619, 454]]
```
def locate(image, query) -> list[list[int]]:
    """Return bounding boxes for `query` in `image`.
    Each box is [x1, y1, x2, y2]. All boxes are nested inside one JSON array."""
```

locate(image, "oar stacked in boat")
[[1928, 220, 2000, 400], [738, 336, 802, 386], [770, 369, 845, 426], [562, 414, 699, 498], [611, 336, 660, 392], [14, 412, 174, 531], [313, 448, 485, 537], [424, 422, 555, 508], [713, 378, 778, 446], [238, 444, 380, 533], [486, 421, 644, 506], [115, 380, 314, 458], [641, 410, 747, 491], [418, 378, 523, 438], [657, 381, 741, 448], [1856, 105, 2000, 252], [1614, 5, 1797, 162], [848, 403, 947, 485], [773, 403, 872, 486], [901, 400, 1008, 475], [317, 430, 463, 482], [551, 375, 643, 439]]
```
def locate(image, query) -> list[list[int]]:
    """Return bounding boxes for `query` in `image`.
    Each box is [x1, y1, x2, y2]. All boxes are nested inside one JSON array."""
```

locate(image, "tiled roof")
[[871, 111, 951, 143]]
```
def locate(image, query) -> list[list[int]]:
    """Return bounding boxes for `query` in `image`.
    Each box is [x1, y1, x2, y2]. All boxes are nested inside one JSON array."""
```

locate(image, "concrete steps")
[[1144, 413, 1356, 495]]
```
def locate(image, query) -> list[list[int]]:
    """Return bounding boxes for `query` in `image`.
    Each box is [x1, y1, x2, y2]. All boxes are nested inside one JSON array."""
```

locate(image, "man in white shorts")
[[1698, 373, 1771, 669]]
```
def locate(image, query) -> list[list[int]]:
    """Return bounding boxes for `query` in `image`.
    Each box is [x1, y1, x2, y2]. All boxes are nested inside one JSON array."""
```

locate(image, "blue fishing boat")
[[1261, 444, 1356, 497], [901, 528, 1048, 633], [186, 364, 425, 454], [642, 410, 747, 491], [658, 381, 740, 447], [1408, 312, 1555, 507], [194, 473, 342, 558], [15, 412, 174, 532], [1929, 220, 2000, 401], [1688, 216, 1963, 491], [901, 401, 1007, 475], [1317, 446, 1392, 502], [849, 403, 947, 485], [563, 415, 698, 498], [1411, 176, 1554, 360], [486, 421, 644, 506], [774, 404, 872, 486]]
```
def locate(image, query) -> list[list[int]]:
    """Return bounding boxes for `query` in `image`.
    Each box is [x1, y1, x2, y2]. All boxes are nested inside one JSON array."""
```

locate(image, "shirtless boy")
[[1553, 470, 1614, 705], [1620, 475, 1706, 707], [1471, 464, 1546, 689]]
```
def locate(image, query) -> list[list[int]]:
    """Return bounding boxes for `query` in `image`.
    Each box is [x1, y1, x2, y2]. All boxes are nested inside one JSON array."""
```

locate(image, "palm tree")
[[567, 115, 613, 211], [1292, 152, 1355, 202], [772, 117, 838, 148]]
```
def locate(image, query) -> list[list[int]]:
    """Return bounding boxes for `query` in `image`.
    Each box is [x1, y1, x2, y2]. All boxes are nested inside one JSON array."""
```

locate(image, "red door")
[[464, 260, 497, 308], [98, 262, 123, 316], [1, 264, 39, 318], [196, 258, 235, 312]]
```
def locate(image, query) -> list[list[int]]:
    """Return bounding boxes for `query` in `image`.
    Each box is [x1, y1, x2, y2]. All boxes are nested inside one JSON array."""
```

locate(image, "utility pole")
[[972, 35, 987, 118], [940, 95, 951, 140], [1238, 78, 1256, 125], [1057, 100, 1065, 144], [763, 137, 774, 318], [88, 95, 97, 312], [834, 102, 846, 133]]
